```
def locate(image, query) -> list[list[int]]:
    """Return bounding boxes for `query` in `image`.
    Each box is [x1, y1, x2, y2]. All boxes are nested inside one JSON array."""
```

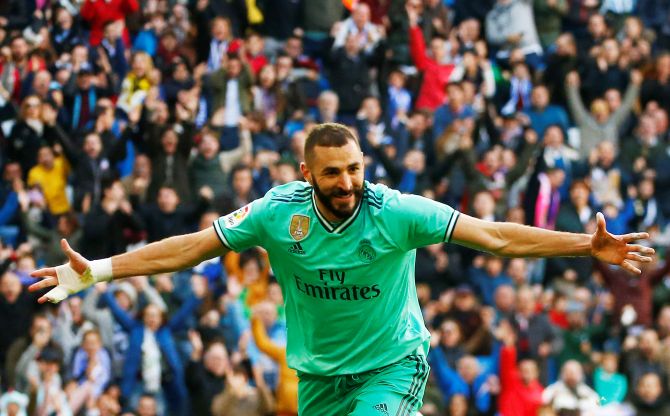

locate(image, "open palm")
[[591, 213, 655, 274], [28, 239, 90, 303]]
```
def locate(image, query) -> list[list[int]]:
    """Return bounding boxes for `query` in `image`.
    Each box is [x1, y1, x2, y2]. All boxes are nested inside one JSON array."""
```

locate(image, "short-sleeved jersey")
[[213, 181, 460, 376]]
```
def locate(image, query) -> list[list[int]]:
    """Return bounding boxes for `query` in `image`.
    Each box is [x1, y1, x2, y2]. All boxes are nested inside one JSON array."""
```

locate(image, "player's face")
[[304, 140, 364, 221]]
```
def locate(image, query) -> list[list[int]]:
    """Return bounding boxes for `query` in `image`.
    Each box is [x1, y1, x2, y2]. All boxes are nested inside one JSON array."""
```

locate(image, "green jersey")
[[213, 181, 460, 376]]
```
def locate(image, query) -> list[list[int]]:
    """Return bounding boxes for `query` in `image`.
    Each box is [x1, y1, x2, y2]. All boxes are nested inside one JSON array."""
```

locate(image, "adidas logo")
[[373, 403, 389, 415], [288, 242, 305, 255]]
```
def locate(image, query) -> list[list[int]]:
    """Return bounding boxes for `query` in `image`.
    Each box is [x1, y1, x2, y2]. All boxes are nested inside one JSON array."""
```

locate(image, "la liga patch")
[[223, 204, 251, 228]]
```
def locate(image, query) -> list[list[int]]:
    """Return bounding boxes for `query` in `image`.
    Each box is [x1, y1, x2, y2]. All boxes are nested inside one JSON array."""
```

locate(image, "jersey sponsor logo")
[[293, 270, 381, 301], [357, 239, 376, 263], [373, 403, 389, 415], [223, 204, 251, 228], [289, 214, 310, 241], [288, 242, 305, 255]]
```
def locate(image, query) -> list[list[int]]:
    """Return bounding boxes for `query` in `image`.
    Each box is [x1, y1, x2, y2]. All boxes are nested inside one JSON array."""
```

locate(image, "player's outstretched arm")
[[451, 212, 654, 274], [28, 227, 226, 304]]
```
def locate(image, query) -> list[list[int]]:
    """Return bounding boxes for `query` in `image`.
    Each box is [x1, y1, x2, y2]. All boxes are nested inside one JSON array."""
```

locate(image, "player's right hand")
[[28, 239, 91, 304]]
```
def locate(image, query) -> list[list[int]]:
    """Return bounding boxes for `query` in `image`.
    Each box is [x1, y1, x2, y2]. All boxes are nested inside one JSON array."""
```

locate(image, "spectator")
[[632, 372, 670, 415], [407, 4, 455, 110], [485, 0, 544, 69], [0, 166, 23, 247], [141, 185, 212, 243], [251, 302, 298, 416], [595, 247, 670, 327], [470, 255, 514, 306], [499, 62, 534, 116], [523, 85, 571, 137], [26, 145, 69, 216], [52, 297, 96, 366], [594, 351, 628, 405], [100, 276, 207, 415], [565, 70, 642, 158], [432, 319, 467, 369], [202, 17, 235, 72], [185, 330, 228, 416], [211, 362, 275, 416], [0, 271, 41, 384], [640, 53, 670, 112], [542, 360, 600, 413], [533, 0, 569, 48], [79, 0, 139, 47], [81, 177, 144, 259], [142, 107, 195, 203], [544, 33, 579, 108], [512, 286, 558, 382], [189, 123, 253, 200], [117, 52, 155, 116], [327, 34, 373, 123], [620, 114, 663, 177], [433, 82, 477, 144], [331, 3, 383, 55], [69, 329, 112, 405], [0, 390, 28, 416], [5, 314, 54, 391], [19, 201, 82, 266], [313, 90, 340, 124], [557, 298, 608, 367], [122, 154, 152, 205], [6, 96, 47, 176], [430, 351, 498, 414], [498, 319, 544, 416], [461, 129, 540, 217], [550, 180, 596, 282], [28, 347, 72, 416], [622, 329, 670, 389]]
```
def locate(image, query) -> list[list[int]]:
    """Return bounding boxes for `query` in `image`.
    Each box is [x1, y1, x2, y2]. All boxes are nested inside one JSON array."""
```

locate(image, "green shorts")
[[297, 353, 430, 416]]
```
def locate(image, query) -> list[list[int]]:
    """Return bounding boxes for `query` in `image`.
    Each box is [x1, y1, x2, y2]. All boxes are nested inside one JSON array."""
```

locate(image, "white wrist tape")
[[45, 258, 113, 303], [90, 258, 114, 283]]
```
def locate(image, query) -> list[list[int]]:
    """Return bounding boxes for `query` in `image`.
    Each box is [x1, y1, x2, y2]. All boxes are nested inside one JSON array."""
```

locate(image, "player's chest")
[[264, 212, 397, 271]]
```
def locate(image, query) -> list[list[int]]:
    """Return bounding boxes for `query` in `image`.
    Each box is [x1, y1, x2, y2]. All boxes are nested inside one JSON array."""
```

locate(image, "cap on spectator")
[[0, 390, 29, 416], [78, 63, 95, 76], [565, 300, 585, 313], [455, 284, 474, 296], [114, 282, 138, 305], [459, 45, 477, 56], [227, 39, 244, 54], [37, 347, 62, 363]]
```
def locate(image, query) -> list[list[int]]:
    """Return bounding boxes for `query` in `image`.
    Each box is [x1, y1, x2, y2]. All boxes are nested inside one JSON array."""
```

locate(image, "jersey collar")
[[311, 188, 363, 234]]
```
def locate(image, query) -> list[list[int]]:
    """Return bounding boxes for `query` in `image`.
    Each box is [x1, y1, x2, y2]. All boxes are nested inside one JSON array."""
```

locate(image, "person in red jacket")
[[80, 0, 139, 47], [406, 3, 455, 110], [497, 319, 544, 416]]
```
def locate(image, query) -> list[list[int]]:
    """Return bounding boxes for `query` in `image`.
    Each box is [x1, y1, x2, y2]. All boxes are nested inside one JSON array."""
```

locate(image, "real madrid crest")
[[289, 215, 310, 241], [357, 239, 376, 263]]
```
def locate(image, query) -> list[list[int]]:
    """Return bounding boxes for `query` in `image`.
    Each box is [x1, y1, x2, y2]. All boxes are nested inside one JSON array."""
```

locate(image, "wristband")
[[90, 258, 114, 283]]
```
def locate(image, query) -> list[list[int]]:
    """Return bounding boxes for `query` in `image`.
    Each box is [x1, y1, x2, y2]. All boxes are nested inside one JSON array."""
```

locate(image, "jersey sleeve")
[[382, 190, 460, 251], [212, 197, 267, 252]]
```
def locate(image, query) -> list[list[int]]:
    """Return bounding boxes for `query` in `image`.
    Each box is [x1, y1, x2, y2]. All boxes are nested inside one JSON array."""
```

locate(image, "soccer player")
[[29, 123, 654, 415]]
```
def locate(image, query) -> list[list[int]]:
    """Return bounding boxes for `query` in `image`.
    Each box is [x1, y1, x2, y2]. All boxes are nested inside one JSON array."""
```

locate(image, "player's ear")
[[300, 162, 312, 185]]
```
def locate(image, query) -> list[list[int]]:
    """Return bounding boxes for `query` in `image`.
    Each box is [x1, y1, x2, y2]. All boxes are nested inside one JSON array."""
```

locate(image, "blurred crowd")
[[1, 0, 670, 415]]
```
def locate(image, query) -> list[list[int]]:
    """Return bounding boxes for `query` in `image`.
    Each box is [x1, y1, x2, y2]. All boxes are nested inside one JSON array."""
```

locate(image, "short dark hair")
[[230, 163, 251, 179], [304, 123, 360, 165]]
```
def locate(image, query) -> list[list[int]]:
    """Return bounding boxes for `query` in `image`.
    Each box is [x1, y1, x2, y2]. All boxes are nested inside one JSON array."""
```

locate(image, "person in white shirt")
[[543, 360, 600, 413]]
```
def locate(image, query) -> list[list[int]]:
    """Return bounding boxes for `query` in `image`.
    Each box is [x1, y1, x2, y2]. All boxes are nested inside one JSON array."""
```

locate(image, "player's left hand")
[[591, 212, 655, 274]]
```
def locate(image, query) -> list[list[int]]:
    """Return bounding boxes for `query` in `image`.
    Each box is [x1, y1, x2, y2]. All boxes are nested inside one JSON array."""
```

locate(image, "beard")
[[312, 178, 364, 220]]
